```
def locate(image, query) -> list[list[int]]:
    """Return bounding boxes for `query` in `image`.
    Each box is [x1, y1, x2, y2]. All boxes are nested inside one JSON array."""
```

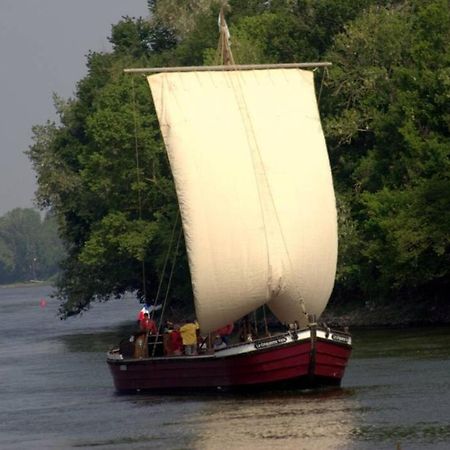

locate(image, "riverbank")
[[0, 280, 49, 289], [2, 282, 448, 329], [322, 298, 450, 329]]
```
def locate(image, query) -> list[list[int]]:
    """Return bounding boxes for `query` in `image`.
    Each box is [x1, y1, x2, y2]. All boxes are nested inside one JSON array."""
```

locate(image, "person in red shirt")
[[170, 324, 183, 355], [137, 305, 148, 321], [215, 323, 234, 345], [139, 313, 157, 334]]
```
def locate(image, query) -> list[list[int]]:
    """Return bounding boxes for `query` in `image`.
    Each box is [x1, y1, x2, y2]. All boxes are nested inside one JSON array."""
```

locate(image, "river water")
[[1, 285, 449, 450]]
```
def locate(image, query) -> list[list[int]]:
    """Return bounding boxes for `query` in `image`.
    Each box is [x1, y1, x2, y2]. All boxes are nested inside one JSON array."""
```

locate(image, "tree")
[[324, 0, 450, 304], [27, 18, 192, 316], [0, 208, 64, 283], [27, 0, 450, 318], [150, 0, 219, 38], [109, 16, 177, 56]]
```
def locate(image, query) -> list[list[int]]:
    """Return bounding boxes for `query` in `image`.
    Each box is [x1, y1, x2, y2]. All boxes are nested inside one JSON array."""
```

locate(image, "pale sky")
[[0, 0, 150, 215]]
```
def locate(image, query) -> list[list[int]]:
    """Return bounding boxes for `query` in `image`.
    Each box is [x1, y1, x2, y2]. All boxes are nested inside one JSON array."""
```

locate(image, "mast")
[[143, 8, 337, 332], [218, 2, 235, 66]]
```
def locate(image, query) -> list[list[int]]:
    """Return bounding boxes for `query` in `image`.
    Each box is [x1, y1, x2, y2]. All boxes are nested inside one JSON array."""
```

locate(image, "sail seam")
[[226, 71, 272, 303], [227, 69, 307, 316]]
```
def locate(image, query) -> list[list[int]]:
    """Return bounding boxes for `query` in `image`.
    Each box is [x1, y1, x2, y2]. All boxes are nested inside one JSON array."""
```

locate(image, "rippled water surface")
[[1, 285, 450, 449]]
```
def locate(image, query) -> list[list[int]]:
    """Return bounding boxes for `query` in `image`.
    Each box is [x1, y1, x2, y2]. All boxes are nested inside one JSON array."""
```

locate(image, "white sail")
[[148, 69, 337, 333]]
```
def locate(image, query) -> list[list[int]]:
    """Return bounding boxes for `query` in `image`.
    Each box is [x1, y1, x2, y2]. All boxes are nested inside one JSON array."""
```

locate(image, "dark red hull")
[[107, 328, 351, 393]]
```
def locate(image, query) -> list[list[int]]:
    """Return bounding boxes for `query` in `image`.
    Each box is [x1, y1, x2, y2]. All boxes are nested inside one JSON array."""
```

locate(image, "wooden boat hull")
[[107, 328, 351, 393]]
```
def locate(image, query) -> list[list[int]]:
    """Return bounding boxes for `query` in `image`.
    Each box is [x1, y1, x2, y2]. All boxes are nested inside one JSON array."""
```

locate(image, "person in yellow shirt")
[[180, 319, 199, 355]]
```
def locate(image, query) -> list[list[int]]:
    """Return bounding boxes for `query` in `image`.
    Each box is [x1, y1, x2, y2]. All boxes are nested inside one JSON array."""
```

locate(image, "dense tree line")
[[27, 0, 449, 317], [0, 209, 64, 284]]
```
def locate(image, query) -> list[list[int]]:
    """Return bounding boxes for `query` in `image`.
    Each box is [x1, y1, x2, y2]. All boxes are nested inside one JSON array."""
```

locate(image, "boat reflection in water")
[[135, 389, 357, 450]]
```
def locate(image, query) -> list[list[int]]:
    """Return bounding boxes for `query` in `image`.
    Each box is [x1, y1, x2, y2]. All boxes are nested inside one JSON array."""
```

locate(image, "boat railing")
[[147, 334, 165, 357]]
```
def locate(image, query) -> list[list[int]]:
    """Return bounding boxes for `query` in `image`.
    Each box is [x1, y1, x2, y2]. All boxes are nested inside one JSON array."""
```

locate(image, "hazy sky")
[[0, 0, 150, 215]]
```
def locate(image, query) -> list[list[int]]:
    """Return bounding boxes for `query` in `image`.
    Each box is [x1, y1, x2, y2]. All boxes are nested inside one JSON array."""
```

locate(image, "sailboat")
[[107, 10, 351, 393]]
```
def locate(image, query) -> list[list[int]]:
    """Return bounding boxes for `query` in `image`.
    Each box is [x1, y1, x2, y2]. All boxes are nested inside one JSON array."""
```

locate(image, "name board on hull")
[[330, 334, 351, 345], [254, 336, 288, 350]]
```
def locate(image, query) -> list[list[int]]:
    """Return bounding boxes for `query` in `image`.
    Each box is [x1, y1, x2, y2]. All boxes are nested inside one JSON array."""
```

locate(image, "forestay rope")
[[131, 74, 181, 339], [151, 225, 183, 357], [131, 76, 148, 302]]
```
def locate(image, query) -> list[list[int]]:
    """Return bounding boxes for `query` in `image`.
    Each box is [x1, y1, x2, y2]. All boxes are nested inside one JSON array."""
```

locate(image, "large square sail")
[[148, 68, 337, 333]]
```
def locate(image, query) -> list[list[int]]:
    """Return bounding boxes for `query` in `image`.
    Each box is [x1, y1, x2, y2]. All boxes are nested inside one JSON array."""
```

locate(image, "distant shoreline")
[[0, 280, 51, 289], [1, 282, 449, 329]]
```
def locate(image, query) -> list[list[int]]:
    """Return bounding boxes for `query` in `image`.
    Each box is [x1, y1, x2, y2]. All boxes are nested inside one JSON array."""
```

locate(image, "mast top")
[[124, 2, 331, 75], [218, 2, 234, 65]]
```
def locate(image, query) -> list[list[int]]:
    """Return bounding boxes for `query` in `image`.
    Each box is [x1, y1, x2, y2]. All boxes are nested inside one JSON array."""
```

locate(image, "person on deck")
[[137, 303, 162, 323], [239, 316, 256, 342], [215, 323, 234, 345], [139, 312, 157, 335], [213, 334, 227, 350], [163, 321, 174, 356], [180, 319, 199, 355], [170, 324, 183, 356], [137, 304, 149, 325]]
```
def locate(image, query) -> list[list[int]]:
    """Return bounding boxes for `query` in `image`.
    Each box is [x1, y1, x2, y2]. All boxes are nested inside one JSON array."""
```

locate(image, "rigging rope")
[[131, 75, 147, 301], [130, 71, 184, 356], [262, 304, 269, 336], [152, 224, 183, 357], [150, 212, 180, 321], [317, 65, 328, 106]]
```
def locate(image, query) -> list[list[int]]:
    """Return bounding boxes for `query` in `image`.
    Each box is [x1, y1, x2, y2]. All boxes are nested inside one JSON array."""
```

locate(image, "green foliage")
[[226, 0, 388, 62], [27, 0, 450, 317], [325, 0, 450, 303], [79, 213, 158, 264], [335, 194, 363, 290], [109, 16, 177, 56], [151, 0, 219, 38], [27, 10, 201, 316], [229, 12, 314, 63]]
